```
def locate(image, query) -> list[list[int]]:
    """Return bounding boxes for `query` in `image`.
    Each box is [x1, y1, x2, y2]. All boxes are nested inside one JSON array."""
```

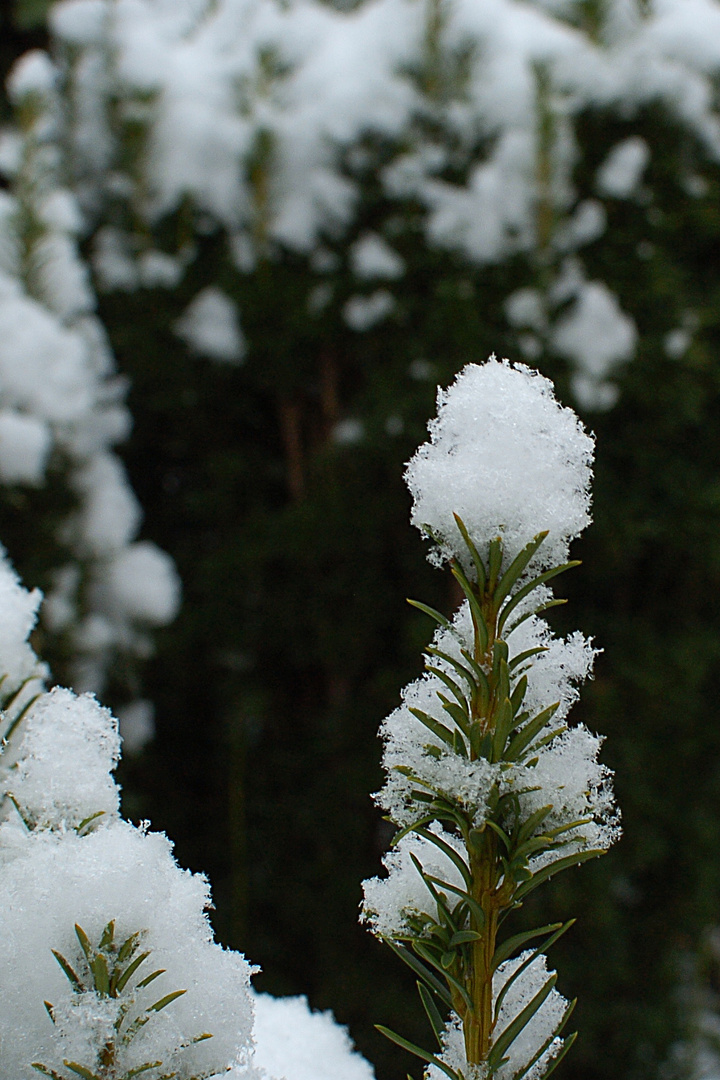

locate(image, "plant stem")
[[454, 578, 503, 1065], [464, 829, 500, 1066]]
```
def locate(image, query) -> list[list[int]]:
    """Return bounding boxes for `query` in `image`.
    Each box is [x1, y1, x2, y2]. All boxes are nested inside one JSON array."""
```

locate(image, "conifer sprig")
[[373, 524, 597, 1079], [34, 922, 213, 1080], [362, 359, 619, 1080]]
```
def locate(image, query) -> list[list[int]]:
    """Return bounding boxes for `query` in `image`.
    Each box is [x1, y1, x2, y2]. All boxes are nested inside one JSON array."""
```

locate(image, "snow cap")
[[405, 357, 594, 570], [6, 687, 121, 830]]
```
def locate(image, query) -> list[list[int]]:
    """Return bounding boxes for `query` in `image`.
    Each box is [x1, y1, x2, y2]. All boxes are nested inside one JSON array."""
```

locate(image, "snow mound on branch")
[[5, 687, 120, 830], [405, 358, 594, 570], [0, 819, 256, 1080], [252, 992, 375, 1080], [0, 410, 52, 485], [361, 825, 467, 938], [372, 599, 617, 864], [175, 286, 245, 363]]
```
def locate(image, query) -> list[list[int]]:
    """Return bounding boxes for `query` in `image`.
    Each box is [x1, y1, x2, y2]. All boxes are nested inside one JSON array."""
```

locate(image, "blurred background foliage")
[[2, 3, 720, 1080]]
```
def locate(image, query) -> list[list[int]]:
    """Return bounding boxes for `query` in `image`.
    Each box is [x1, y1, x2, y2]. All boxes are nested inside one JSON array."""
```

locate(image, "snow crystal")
[[0, 410, 52, 485], [350, 233, 405, 280], [596, 137, 650, 198], [0, 819, 255, 1080], [251, 993, 375, 1080], [406, 358, 594, 570], [175, 286, 245, 363], [5, 687, 120, 830]]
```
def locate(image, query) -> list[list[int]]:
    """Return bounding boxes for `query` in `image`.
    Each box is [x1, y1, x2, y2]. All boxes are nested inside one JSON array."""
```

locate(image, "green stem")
[[459, 573, 502, 1064], [463, 830, 501, 1065]]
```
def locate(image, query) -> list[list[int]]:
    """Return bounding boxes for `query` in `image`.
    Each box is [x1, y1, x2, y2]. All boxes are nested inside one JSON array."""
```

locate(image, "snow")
[[6, 50, 57, 102], [551, 281, 637, 410], [0, 545, 375, 1080], [0, 550, 47, 708], [0, 410, 52, 485], [175, 286, 246, 363], [363, 361, 619, 1073], [428, 954, 571, 1080], [117, 697, 155, 753], [596, 137, 650, 198], [374, 599, 618, 853], [44, 0, 720, 409], [405, 358, 594, 571], [665, 326, 692, 358], [362, 825, 468, 938], [0, 50, 181, 698], [350, 233, 405, 280], [332, 418, 365, 446], [0, 285, 94, 424], [138, 249, 185, 289], [71, 453, 143, 555], [343, 290, 395, 331], [4, 687, 121, 830], [0, 820, 256, 1080], [104, 541, 182, 626], [251, 994, 375, 1080]]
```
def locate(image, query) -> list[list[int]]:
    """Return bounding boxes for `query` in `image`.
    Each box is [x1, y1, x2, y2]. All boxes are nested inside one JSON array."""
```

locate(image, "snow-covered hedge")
[[40, 0, 720, 405], [0, 49, 180, 734]]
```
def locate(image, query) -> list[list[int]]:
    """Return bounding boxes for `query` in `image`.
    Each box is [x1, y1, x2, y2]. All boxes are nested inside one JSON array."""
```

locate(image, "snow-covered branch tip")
[[362, 357, 620, 1080]]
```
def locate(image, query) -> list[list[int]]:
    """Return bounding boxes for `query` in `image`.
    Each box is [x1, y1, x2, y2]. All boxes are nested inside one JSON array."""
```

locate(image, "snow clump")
[[405, 357, 594, 571], [252, 993, 376, 1080], [3, 687, 121, 830], [427, 954, 570, 1080]]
